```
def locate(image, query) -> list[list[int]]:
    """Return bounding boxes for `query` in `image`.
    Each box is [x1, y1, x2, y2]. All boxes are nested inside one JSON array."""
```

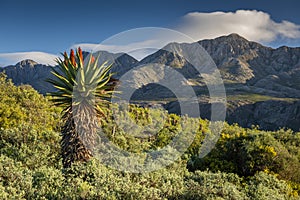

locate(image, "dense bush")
[[1, 157, 297, 199], [188, 123, 300, 195], [0, 74, 299, 199], [0, 73, 61, 130], [0, 125, 61, 169]]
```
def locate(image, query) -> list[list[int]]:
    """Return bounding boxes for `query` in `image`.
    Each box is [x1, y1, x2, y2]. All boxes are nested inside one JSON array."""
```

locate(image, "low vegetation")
[[0, 69, 300, 199]]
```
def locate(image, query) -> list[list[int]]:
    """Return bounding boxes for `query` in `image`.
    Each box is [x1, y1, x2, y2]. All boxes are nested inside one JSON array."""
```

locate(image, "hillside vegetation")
[[0, 73, 300, 199]]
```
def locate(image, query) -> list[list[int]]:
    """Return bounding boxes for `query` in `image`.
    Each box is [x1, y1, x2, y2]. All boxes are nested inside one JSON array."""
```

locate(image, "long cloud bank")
[[0, 52, 58, 67]]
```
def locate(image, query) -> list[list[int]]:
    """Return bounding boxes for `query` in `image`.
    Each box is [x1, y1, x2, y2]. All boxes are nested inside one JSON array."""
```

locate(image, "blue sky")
[[1, 0, 300, 66]]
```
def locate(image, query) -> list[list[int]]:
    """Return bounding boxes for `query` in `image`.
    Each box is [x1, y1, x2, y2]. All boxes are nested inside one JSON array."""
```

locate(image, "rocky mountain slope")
[[132, 34, 300, 131], [1, 34, 300, 131], [200, 34, 300, 131], [199, 34, 300, 97], [1, 59, 56, 94]]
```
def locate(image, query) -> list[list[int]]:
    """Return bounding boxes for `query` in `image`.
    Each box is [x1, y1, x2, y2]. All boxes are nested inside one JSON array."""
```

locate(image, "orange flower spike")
[[70, 49, 76, 67], [78, 47, 83, 64], [91, 55, 95, 64]]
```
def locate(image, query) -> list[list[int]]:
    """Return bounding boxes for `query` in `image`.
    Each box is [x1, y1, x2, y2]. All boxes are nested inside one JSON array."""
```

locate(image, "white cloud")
[[72, 40, 158, 53], [0, 52, 59, 67], [71, 28, 196, 60], [71, 40, 170, 61], [177, 10, 300, 43]]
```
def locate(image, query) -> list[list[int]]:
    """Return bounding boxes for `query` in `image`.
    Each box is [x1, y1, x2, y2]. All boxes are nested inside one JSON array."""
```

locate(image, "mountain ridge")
[[1, 34, 300, 131]]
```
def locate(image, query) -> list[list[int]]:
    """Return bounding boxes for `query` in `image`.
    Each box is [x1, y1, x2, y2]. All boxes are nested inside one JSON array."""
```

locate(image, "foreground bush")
[[1, 157, 298, 199], [188, 123, 300, 195], [0, 74, 299, 199]]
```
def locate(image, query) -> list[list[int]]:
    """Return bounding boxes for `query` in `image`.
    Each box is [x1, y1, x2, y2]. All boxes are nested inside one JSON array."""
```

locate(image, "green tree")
[[47, 48, 115, 168]]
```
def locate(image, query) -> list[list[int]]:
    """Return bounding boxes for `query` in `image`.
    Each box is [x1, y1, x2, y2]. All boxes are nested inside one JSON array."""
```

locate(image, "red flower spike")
[[78, 47, 83, 63], [91, 55, 95, 64], [63, 52, 68, 65], [70, 49, 76, 67]]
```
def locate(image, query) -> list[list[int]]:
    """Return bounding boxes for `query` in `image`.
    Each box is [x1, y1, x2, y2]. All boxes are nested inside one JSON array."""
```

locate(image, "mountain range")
[[1, 34, 300, 131]]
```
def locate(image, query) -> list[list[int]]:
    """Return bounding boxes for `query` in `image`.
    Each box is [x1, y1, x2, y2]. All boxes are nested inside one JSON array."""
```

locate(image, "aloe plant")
[[48, 48, 115, 167]]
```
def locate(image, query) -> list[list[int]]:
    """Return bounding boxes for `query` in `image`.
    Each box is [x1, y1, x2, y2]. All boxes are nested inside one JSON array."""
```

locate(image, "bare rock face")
[[134, 34, 300, 131], [199, 34, 300, 92], [227, 100, 300, 131]]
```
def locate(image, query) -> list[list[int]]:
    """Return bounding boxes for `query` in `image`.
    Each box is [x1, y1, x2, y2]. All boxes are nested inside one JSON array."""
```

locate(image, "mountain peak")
[[214, 33, 250, 43], [226, 33, 248, 39], [198, 33, 252, 46], [16, 59, 38, 67]]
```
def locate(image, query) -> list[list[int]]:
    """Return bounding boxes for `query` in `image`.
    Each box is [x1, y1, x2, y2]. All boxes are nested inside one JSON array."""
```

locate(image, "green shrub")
[[0, 155, 32, 199], [182, 170, 248, 200], [0, 125, 61, 169], [246, 172, 297, 200], [188, 123, 300, 193], [0, 72, 61, 130]]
